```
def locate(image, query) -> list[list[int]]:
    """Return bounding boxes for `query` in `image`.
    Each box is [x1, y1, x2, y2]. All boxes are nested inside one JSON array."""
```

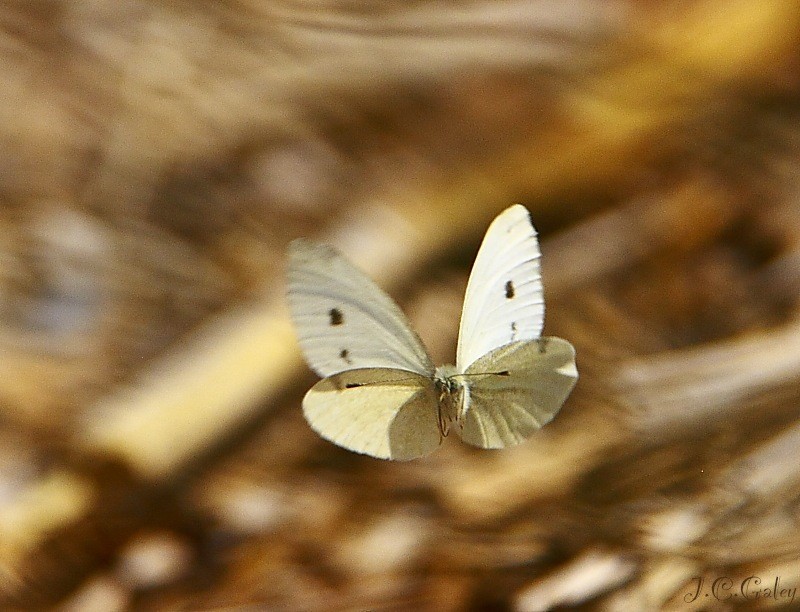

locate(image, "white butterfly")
[[286, 204, 577, 460]]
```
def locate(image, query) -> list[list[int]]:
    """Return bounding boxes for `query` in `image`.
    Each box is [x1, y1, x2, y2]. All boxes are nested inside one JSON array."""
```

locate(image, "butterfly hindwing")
[[458, 337, 578, 449], [302, 368, 442, 460], [456, 205, 545, 372], [287, 239, 435, 378]]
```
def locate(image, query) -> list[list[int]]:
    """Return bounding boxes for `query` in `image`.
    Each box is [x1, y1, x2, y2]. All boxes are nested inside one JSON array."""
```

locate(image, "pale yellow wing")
[[459, 337, 577, 449], [302, 368, 441, 460]]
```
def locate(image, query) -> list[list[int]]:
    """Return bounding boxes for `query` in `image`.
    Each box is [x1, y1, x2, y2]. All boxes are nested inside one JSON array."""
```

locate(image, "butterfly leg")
[[437, 406, 451, 439]]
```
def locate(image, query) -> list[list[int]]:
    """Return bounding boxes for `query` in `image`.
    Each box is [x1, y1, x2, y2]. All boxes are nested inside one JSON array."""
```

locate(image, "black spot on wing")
[[511, 321, 517, 341], [505, 280, 515, 299], [339, 348, 352, 364], [345, 382, 364, 389], [328, 307, 344, 326]]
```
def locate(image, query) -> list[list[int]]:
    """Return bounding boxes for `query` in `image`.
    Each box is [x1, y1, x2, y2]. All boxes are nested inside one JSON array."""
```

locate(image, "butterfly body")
[[432, 364, 465, 437], [287, 205, 578, 460]]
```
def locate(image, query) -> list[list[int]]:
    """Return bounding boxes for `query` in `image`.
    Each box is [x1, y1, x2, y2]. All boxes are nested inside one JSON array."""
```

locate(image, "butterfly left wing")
[[458, 337, 577, 449], [303, 368, 441, 460], [456, 205, 545, 372], [287, 239, 435, 378]]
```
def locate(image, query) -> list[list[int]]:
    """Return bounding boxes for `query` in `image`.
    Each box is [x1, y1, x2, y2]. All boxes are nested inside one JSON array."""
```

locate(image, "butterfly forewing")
[[287, 239, 435, 378], [459, 337, 578, 449], [302, 368, 442, 460], [456, 205, 544, 372]]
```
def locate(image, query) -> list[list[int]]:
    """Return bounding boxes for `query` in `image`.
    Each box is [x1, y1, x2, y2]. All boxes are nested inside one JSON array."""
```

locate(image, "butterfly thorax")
[[433, 364, 466, 436]]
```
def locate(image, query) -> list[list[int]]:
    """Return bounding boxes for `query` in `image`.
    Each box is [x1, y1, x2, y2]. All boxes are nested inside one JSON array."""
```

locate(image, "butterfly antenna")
[[449, 370, 512, 381], [339, 375, 425, 390]]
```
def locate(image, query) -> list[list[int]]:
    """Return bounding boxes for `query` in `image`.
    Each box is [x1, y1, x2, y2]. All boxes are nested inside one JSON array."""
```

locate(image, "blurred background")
[[1, 1, 799, 609]]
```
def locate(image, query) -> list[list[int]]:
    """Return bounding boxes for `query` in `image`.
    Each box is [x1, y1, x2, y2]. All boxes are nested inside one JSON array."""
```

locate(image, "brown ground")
[[1, 1, 799, 610]]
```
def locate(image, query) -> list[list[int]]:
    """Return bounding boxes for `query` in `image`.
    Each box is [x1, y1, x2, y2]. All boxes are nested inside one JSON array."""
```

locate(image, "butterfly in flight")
[[286, 204, 577, 460]]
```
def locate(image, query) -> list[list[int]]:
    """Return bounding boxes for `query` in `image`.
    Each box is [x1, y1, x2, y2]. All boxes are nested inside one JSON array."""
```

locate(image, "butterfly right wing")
[[456, 205, 545, 372], [459, 337, 577, 449], [303, 368, 442, 460], [287, 239, 435, 378]]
